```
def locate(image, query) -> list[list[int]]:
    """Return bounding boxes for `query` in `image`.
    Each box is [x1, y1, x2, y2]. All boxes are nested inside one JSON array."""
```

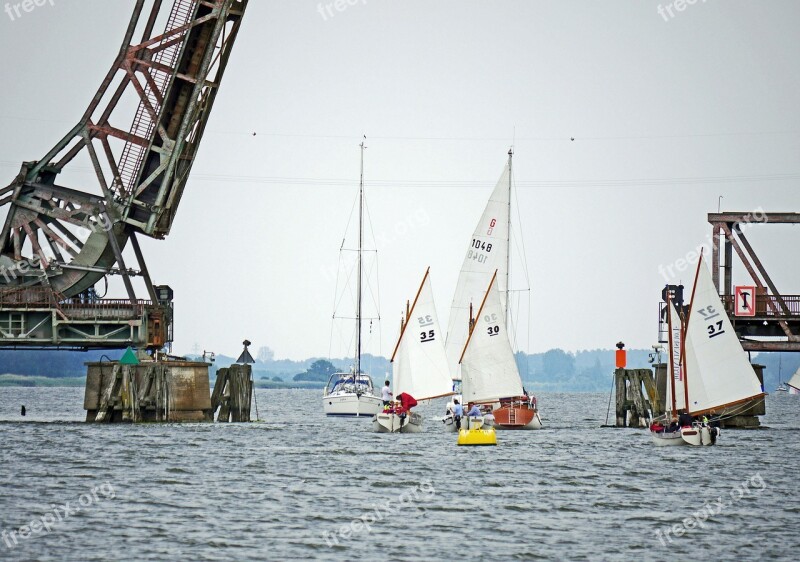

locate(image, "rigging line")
[[511, 170, 532, 290], [2, 115, 799, 140], [331, 257, 358, 318], [5, 162, 799, 188]]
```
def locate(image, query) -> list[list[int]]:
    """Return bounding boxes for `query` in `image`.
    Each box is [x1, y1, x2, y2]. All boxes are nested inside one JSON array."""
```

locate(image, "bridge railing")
[[721, 295, 800, 317]]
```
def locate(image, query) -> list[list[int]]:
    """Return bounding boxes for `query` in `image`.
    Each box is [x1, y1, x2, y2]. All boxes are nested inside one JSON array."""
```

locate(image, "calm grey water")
[[0, 388, 798, 561]]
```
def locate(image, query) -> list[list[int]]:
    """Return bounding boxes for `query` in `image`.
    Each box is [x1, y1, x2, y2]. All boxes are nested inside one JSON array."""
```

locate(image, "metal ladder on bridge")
[[117, 0, 197, 195]]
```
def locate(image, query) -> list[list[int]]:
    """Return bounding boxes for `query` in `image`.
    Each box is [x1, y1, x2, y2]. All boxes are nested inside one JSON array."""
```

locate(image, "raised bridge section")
[[0, 0, 249, 350]]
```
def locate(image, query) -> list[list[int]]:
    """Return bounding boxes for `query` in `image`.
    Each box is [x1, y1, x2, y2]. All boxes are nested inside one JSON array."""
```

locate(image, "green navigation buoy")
[[120, 346, 140, 365]]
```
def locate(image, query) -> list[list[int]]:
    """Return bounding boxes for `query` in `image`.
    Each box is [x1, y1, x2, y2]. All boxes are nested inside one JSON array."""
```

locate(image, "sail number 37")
[[697, 305, 726, 339]]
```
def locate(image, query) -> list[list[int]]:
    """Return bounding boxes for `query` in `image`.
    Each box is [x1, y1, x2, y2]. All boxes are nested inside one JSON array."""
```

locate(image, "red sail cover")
[[397, 393, 417, 410]]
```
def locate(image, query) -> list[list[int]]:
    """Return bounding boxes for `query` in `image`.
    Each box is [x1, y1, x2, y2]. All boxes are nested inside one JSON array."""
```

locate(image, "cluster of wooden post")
[[614, 368, 663, 427], [85, 359, 213, 422], [211, 364, 253, 422], [93, 363, 175, 422]]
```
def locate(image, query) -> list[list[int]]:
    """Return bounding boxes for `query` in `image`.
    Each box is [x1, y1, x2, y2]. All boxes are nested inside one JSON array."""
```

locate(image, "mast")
[[506, 148, 513, 327], [356, 140, 365, 378], [683, 250, 705, 413], [666, 289, 677, 416]]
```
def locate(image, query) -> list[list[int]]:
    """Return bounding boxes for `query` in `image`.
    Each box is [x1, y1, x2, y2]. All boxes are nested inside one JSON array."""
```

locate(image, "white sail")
[[683, 256, 764, 414], [392, 270, 454, 401], [664, 298, 686, 412], [459, 273, 523, 404], [787, 368, 800, 392], [445, 164, 510, 379]]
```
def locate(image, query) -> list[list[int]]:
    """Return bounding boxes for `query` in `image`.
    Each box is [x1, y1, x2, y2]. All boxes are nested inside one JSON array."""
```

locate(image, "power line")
[[0, 160, 798, 189]]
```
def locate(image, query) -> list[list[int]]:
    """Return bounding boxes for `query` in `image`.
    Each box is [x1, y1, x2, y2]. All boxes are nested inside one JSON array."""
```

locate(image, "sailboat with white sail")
[[457, 270, 541, 434], [322, 141, 383, 418], [672, 252, 766, 446], [372, 268, 454, 433], [443, 150, 541, 431], [786, 368, 800, 395], [775, 355, 788, 392], [650, 288, 686, 446]]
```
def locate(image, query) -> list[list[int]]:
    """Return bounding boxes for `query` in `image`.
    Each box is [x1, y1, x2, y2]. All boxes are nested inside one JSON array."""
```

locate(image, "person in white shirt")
[[381, 381, 392, 405]]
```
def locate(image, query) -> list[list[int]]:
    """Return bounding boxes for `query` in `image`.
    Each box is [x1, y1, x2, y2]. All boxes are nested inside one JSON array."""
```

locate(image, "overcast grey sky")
[[1, 1, 798, 360]]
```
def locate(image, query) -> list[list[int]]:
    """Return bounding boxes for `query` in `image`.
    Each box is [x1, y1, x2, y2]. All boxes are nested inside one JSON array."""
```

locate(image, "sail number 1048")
[[467, 238, 493, 264]]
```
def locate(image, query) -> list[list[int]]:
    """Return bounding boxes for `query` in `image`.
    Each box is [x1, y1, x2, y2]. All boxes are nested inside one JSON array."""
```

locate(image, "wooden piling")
[[614, 368, 661, 427], [211, 364, 253, 423]]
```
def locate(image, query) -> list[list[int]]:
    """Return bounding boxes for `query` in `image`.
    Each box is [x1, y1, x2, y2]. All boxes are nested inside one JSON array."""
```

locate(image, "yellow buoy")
[[457, 428, 497, 446]]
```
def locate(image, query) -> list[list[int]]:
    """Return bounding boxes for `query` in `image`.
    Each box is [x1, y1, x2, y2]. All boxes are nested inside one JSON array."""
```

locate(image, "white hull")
[[681, 425, 717, 446], [372, 412, 423, 433], [650, 429, 687, 446], [323, 392, 382, 417], [442, 414, 488, 431]]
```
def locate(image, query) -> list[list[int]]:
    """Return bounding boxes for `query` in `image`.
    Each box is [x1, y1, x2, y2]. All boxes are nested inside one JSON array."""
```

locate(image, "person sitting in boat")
[[467, 403, 482, 417], [678, 410, 694, 428], [483, 406, 495, 426], [381, 381, 393, 406], [453, 399, 463, 430], [650, 420, 665, 432], [667, 417, 679, 432], [704, 410, 721, 444]]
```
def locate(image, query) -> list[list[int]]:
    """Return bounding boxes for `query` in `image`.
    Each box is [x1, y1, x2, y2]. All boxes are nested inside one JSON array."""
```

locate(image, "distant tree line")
[[2, 346, 797, 392]]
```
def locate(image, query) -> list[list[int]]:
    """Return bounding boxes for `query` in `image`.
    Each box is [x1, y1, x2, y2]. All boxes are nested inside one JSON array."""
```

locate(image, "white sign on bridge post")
[[734, 286, 756, 317]]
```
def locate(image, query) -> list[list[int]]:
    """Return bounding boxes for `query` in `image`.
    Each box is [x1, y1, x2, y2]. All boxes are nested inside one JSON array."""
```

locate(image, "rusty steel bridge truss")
[[0, 0, 248, 350], [709, 212, 800, 352]]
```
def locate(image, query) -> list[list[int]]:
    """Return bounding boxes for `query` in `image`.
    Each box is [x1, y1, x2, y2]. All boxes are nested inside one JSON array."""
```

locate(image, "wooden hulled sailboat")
[[458, 271, 541, 437], [443, 150, 541, 432], [372, 268, 454, 433], [676, 253, 766, 446]]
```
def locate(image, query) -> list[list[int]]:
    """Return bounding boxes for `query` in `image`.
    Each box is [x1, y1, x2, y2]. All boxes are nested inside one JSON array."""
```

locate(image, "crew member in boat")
[[678, 410, 694, 427], [453, 399, 463, 430], [395, 392, 418, 427], [704, 410, 721, 444], [381, 381, 393, 406], [467, 403, 482, 417], [668, 417, 679, 432]]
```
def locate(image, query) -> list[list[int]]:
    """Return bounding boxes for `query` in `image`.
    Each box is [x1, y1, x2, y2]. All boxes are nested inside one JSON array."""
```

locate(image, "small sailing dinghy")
[[443, 150, 541, 431], [650, 288, 687, 446], [372, 268, 454, 433], [458, 271, 540, 440], [323, 141, 382, 418], [674, 253, 766, 446]]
